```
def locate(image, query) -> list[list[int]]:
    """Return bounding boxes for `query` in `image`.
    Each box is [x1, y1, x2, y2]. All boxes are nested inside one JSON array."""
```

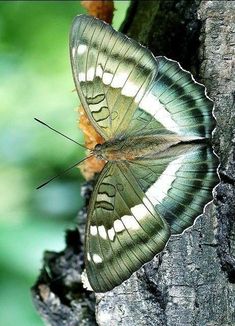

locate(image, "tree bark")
[[32, 1, 235, 325]]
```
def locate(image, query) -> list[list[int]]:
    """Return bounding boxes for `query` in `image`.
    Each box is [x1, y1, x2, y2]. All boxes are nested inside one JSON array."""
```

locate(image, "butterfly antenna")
[[36, 155, 93, 189], [34, 118, 88, 150]]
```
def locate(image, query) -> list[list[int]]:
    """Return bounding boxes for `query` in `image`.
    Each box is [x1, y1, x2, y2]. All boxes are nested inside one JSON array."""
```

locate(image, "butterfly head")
[[93, 143, 104, 160], [92, 141, 120, 161]]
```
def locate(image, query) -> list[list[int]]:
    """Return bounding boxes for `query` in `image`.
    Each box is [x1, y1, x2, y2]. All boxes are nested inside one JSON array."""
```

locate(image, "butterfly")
[[70, 14, 219, 293]]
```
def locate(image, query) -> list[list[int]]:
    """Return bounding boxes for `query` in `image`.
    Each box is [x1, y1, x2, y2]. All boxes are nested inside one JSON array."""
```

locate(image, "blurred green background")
[[0, 1, 130, 325]]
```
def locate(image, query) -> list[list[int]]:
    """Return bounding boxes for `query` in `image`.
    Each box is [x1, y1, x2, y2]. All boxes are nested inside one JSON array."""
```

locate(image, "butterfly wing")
[[70, 15, 157, 140], [127, 143, 219, 235], [85, 143, 218, 292], [85, 161, 170, 292], [70, 15, 214, 141], [126, 56, 215, 139]]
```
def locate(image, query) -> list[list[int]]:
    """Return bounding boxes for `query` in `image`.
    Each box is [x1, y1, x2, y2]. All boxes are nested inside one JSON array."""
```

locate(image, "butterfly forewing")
[[70, 15, 157, 140], [124, 56, 215, 139], [70, 15, 215, 142]]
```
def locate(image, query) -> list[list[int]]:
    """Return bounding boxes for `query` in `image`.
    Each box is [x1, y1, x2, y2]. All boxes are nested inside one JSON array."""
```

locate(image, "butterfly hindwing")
[[85, 162, 170, 292], [127, 143, 219, 234]]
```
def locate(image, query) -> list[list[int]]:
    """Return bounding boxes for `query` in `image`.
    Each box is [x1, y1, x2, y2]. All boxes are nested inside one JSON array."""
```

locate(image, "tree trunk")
[[32, 1, 235, 325]]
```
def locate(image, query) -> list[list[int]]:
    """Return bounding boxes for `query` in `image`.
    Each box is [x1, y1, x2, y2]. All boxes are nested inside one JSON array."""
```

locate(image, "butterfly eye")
[[95, 144, 102, 151], [93, 143, 103, 159]]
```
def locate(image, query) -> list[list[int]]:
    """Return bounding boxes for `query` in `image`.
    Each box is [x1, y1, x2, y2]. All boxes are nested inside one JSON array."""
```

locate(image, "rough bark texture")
[[32, 1, 235, 325]]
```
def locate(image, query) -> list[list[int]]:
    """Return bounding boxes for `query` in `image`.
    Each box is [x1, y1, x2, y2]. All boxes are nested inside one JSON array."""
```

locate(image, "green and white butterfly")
[[70, 15, 219, 293]]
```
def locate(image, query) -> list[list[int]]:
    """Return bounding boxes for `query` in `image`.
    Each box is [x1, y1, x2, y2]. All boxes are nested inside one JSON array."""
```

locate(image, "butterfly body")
[[93, 134, 205, 162], [70, 15, 219, 292]]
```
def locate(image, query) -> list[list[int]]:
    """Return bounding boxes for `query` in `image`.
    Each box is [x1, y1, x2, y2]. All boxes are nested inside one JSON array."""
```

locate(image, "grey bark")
[[32, 1, 235, 325]]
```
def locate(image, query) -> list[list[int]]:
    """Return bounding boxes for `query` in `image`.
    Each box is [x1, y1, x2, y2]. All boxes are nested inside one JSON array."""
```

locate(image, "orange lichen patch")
[[78, 105, 105, 180], [80, 155, 105, 180], [81, 0, 114, 24], [79, 105, 104, 149]]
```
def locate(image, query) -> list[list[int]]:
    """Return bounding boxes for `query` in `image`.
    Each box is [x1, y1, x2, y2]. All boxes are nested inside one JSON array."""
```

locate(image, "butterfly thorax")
[[93, 134, 199, 162]]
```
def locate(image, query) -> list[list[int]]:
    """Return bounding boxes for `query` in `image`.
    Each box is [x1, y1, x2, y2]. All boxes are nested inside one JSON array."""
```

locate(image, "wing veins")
[[114, 180, 157, 256], [98, 207, 125, 284], [93, 208, 116, 289], [111, 50, 153, 136], [84, 21, 99, 97], [90, 21, 107, 100], [101, 208, 134, 279], [98, 27, 118, 134], [127, 164, 190, 228], [117, 164, 169, 244], [133, 163, 214, 191], [154, 64, 185, 98], [112, 208, 144, 271], [128, 164, 202, 222]]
